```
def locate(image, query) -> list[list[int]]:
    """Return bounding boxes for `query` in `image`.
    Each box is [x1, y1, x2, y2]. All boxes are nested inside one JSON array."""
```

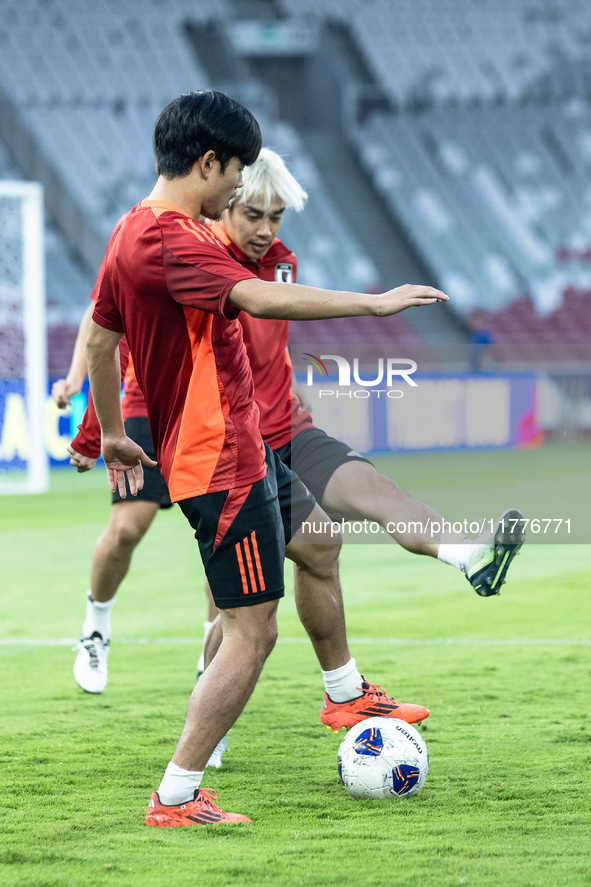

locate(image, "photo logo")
[[303, 353, 328, 377], [304, 354, 418, 398], [305, 355, 417, 387]]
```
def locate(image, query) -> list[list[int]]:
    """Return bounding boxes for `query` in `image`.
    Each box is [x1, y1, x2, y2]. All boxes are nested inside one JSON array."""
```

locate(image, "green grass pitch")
[[1, 445, 590, 887]]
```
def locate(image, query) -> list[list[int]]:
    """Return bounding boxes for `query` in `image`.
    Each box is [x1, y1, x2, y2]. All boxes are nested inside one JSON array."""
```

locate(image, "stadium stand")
[[277, 0, 591, 109], [0, 0, 379, 294], [348, 103, 591, 315], [2, 0, 591, 365], [276, 0, 591, 338], [0, 0, 384, 373]]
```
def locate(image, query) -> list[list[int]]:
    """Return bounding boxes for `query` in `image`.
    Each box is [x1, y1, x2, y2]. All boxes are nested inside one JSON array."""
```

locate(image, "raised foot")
[[467, 508, 525, 597]]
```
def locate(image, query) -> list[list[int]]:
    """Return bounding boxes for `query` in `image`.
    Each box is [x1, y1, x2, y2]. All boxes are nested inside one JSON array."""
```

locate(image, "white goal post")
[[0, 180, 48, 494]]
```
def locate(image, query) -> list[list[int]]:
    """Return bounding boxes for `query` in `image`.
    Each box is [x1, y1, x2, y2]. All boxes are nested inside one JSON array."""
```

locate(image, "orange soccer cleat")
[[145, 788, 252, 827], [320, 680, 430, 733]]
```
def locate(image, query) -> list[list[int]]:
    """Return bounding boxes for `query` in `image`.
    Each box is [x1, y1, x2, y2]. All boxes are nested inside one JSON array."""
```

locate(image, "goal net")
[[0, 181, 48, 494]]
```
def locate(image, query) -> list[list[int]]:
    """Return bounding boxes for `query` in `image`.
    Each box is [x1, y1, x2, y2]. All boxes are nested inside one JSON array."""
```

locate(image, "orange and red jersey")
[[89, 199, 264, 501], [210, 223, 313, 449], [71, 212, 313, 480]]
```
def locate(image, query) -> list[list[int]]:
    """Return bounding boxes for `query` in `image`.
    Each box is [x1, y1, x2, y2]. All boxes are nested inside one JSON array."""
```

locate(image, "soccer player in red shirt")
[[53, 265, 219, 696], [85, 90, 449, 826], [216, 149, 525, 595], [198, 148, 525, 765]]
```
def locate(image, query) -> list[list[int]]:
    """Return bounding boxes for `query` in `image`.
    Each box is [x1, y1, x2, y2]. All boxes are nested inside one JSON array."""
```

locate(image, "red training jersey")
[[91, 199, 264, 501], [211, 223, 313, 449], [71, 218, 314, 462]]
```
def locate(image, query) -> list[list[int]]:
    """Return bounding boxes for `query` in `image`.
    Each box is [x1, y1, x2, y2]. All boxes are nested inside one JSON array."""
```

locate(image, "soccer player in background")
[[53, 271, 219, 694], [82, 89, 449, 826]]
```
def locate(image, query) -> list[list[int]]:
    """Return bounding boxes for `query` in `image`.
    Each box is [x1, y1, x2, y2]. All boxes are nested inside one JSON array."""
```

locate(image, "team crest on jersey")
[[275, 263, 293, 283]]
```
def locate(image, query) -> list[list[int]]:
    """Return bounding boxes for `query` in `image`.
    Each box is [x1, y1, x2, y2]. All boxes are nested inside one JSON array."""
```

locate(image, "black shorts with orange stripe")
[[178, 444, 316, 609]]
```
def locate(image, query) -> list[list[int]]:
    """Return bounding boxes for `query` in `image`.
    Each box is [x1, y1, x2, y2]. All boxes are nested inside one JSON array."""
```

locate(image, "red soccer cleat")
[[145, 788, 252, 827], [320, 680, 430, 733]]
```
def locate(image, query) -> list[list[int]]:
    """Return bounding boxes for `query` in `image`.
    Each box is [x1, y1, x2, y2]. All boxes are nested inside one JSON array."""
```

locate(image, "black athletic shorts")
[[112, 416, 173, 509], [275, 426, 371, 504], [179, 445, 316, 610]]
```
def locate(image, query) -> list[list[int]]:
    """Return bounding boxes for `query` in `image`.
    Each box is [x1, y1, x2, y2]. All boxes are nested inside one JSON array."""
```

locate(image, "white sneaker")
[[206, 735, 229, 769], [73, 631, 109, 694]]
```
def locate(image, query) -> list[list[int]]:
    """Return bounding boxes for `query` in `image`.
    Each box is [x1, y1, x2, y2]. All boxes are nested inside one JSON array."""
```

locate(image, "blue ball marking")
[[391, 764, 421, 795], [353, 726, 384, 757]]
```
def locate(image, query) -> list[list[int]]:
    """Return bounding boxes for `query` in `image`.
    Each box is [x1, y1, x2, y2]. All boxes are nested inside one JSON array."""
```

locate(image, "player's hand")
[[101, 435, 157, 499], [67, 445, 98, 473], [51, 378, 80, 409], [372, 285, 449, 316]]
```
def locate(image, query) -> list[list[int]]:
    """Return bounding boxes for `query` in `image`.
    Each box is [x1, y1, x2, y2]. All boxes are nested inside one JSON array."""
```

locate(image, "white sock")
[[81, 591, 116, 641], [157, 762, 204, 806], [322, 657, 364, 703], [437, 541, 490, 573]]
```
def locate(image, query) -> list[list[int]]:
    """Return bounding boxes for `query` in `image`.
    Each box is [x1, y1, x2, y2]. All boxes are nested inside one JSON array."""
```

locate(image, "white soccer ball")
[[337, 717, 429, 800]]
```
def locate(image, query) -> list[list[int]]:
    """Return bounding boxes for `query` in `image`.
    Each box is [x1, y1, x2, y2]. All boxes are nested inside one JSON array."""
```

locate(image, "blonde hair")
[[233, 147, 308, 213]]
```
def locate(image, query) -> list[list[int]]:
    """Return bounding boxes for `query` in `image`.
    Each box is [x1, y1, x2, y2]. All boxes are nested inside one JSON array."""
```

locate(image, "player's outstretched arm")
[[86, 320, 156, 498], [228, 279, 448, 321], [51, 301, 95, 408], [372, 284, 450, 316]]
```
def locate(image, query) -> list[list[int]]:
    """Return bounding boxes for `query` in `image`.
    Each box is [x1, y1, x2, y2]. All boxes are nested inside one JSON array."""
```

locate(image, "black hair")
[[154, 90, 262, 178]]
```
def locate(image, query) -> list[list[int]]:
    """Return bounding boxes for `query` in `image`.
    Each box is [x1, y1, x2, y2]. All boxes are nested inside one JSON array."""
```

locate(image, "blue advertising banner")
[[0, 373, 542, 473], [0, 379, 90, 469], [294, 372, 542, 454]]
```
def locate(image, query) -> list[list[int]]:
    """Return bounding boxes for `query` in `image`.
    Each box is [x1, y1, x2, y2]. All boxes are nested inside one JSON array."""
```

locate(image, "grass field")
[[1, 446, 590, 887]]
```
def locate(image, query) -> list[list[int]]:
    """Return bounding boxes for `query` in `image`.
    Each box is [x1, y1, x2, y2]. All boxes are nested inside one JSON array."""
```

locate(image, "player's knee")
[[229, 603, 279, 664], [246, 613, 278, 666], [294, 539, 341, 579], [366, 470, 401, 498], [110, 519, 145, 552]]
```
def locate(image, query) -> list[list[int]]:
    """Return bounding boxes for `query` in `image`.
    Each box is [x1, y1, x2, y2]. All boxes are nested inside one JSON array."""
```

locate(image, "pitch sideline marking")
[[1, 637, 590, 648]]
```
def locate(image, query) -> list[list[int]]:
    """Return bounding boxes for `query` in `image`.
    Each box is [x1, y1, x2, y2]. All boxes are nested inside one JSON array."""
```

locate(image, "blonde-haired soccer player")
[[202, 147, 525, 766]]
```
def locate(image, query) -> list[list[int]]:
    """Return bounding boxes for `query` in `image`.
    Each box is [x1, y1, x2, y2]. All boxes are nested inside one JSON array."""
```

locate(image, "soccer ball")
[[337, 717, 429, 800]]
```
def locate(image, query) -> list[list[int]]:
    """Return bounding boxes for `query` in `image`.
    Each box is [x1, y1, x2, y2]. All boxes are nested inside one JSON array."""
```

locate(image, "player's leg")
[[147, 468, 286, 826], [293, 428, 524, 596], [322, 462, 524, 594], [285, 503, 430, 733], [275, 450, 430, 731], [73, 498, 159, 694], [74, 415, 167, 694], [148, 600, 278, 827], [285, 505, 349, 670], [173, 599, 279, 769], [90, 498, 160, 600], [322, 460, 440, 556], [199, 450, 430, 772], [199, 609, 228, 768]]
